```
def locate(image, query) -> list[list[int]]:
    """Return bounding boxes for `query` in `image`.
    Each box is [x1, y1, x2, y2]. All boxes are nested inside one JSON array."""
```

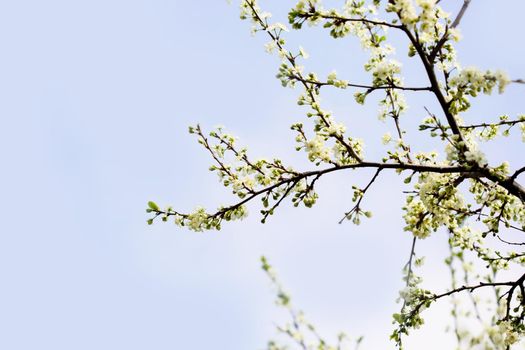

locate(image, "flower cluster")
[[391, 256, 433, 347], [444, 134, 487, 167], [305, 135, 331, 163], [448, 67, 511, 114], [470, 176, 525, 236], [403, 173, 466, 238], [370, 60, 401, 86], [387, 0, 418, 27], [486, 321, 522, 348], [326, 71, 348, 89], [146, 201, 248, 232]]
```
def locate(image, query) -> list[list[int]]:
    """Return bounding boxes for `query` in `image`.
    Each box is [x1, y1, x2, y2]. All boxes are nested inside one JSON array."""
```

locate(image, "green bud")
[[148, 201, 159, 211]]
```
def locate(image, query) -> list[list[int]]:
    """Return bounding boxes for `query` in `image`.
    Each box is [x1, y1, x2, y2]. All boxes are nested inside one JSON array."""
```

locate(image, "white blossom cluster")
[[448, 67, 511, 114], [475, 115, 525, 141], [387, 0, 418, 27], [403, 172, 466, 238]]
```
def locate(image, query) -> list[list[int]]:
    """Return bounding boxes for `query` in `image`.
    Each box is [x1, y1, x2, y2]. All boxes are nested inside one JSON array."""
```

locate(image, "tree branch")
[[290, 74, 432, 92], [247, 1, 362, 162], [399, 25, 465, 141], [153, 162, 506, 220], [451, 0, 473, 28], [511, 166, 525, 181]]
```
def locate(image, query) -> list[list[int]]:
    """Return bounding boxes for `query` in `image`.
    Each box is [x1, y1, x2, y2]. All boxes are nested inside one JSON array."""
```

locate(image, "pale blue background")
[[1, 1, 524, 349]]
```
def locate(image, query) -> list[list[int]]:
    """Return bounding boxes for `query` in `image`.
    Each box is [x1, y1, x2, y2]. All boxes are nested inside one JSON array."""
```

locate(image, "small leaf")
[[148, 201, 159, 211]]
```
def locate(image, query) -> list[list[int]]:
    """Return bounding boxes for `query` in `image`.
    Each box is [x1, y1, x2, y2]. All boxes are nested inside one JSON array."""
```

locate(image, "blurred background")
[[0, 1, 524, 349]]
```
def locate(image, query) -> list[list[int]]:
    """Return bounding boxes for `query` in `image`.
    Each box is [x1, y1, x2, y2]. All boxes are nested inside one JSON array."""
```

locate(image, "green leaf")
[[147, 201, 159, 211]]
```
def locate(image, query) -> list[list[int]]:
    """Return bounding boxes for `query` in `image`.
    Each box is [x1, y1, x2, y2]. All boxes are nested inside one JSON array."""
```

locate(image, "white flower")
[[387, 0, 418, 26], [232, 176, 255, 192], [495, 70, 510, 93], [382, 132, 392, 145], [398, 286, 414, 303], [372, 60, 401, 84], [187, 207, 209, 232], [448, 27, 462, 42], [464, 148, 487, 166], [326, 122, 346, 136], [305, 135, 331, 163], [264, 41, 276, 54], [267, 22, 289, 32]]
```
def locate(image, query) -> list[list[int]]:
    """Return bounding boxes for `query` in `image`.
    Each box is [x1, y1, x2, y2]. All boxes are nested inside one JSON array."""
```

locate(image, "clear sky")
[[1, 1, 524, 349]]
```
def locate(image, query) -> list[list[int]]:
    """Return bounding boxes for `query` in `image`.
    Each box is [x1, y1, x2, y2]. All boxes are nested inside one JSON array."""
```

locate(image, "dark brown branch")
[[296, 12, 403, 30], [339, 168, 382, 224], [400, 26, 464, 140], [460, 119, 525, 130], [401, 236, 418, 313], [496, 235, 525, 246], [511, 166, 525, 181], [195, 125, 256, 195], [397, 12, 525, 203], [428, 26, 450, 64], [480, 167, 525, 203], [247, 2, 362, 162], [153, 162, 495, 220], [410, 275, 521, 318], [261, 180, 299, 223], [435, 280, 513, 301], [290, 74, 431, 92]]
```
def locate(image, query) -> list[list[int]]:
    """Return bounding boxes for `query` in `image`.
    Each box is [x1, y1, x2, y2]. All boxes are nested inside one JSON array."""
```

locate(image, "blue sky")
[[1, 1, 524, 349]]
